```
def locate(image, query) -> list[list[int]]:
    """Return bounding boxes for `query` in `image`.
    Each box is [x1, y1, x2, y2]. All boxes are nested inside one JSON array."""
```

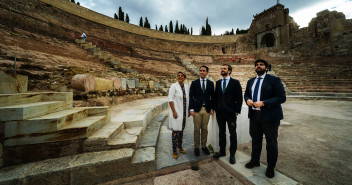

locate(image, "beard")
[[220, 71, 227, 76], [256, 68, 265, 76]]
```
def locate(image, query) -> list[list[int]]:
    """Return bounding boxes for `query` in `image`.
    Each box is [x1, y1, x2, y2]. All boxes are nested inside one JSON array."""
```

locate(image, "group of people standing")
[[168, 59, 286, 178]]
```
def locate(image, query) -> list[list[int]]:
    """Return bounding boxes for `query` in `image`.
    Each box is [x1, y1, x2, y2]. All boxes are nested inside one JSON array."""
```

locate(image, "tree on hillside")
[[201, 17, 212, 35], [139, 17, 143, 26], [155, 24, 158, 30], [118, 7, 124, 21], [114, 13, 118, 19], [71, 0, 75, 3], [175, 21, 179, 33], [169, 21, 174, 33], [206, 17, 211, 35], [125, 14, 130, 23], [191, 27, 193, 35], [236, 28, 249, 34], [231, 28, 234, 35], [159, 25, 163, 31], [76, 2, 80, 5], [165, 25, 168, 32], [144, 17, 150, 28]]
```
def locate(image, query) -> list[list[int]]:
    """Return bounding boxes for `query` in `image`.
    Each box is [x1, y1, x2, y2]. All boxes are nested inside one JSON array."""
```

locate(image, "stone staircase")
[[0, 94, 169, 184], [75, 39, 138, 74], [0, 92, 110, 166]]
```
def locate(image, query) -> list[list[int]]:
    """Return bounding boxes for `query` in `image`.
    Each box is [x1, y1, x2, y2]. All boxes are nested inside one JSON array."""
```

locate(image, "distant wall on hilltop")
[[0, 0, 243, 55], [41, 0, 240, 44]]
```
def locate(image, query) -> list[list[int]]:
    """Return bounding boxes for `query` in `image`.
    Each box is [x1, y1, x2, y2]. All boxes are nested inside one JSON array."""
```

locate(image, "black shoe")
[[229, 155, 236, 164], [202, 147, 210, 155], [194, 148, 200, 156], [245, 161, 260, 169], [213, 152, 226, 159], [265, 167, 275, 178]]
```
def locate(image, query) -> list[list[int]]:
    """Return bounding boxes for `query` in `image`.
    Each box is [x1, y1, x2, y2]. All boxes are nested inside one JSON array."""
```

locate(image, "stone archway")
[[261, 33, 276, 47]]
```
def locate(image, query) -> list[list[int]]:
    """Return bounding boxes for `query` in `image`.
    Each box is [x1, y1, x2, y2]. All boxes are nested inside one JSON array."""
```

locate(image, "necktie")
[[253, 77, 262, 102], [222, 79, 226, 94], [202, 79, 205, 93]]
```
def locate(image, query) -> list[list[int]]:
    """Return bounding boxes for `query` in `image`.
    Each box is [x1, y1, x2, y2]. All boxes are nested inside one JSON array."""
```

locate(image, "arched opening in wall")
[[261, 33, 276, 47]]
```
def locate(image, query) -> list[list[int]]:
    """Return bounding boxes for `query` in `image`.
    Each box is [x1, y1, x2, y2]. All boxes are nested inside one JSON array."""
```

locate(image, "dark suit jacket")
[[214, 78, 243, 114], [244, 74, 286, 121], [189, 79, 215, 113]]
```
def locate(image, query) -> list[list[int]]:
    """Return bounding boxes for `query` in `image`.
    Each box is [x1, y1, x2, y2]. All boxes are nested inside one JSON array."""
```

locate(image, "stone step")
[[4, 108, 88, 138], [138, 109, 168, 148], [0, 101, 69, 121], [0, 148, 154, 185], [107, 127, 143, 149], [83, 120, 124, 152], [4, 115, 110, 146], [4, 106, 109, 139], [0, 92, 72, 107]]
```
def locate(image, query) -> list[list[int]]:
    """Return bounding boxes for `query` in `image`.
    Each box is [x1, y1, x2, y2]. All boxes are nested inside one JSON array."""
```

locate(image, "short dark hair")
[[222, 64, 232, 75], [199, 65, 209, 72], [178, 71, 187, 78], [255, 59, 269, 68]]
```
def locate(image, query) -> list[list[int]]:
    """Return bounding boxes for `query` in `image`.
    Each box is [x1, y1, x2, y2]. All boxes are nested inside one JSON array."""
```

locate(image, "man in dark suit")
[[213, 64, 243, 164], [189, 65, 214, 156], [244, 59, 286, 178]]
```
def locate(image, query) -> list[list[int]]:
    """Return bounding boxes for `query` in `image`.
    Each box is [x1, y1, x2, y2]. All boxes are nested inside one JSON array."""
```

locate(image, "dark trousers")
[[249, 111, 280, 168], [216, 111, 237, 155]]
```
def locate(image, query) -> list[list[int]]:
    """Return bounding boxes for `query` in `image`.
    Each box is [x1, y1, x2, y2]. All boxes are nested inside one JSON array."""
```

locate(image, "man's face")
[[255, 62, 267, 75], [220, 65, 230, 77], [199, 67, 208, 78]]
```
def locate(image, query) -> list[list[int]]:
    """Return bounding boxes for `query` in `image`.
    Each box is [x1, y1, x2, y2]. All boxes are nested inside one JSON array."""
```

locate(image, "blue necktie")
[[222, 79, 226, 94], [253, 77, 262, 102]]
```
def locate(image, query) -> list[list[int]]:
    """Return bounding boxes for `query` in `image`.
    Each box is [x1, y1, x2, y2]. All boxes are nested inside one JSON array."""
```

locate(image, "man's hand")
[[247, 99, 254, 106], [173, 111, 178, 119], [253, 101, 264, 108], [190, 111, 195, 117], [210, 109, 214, 116]]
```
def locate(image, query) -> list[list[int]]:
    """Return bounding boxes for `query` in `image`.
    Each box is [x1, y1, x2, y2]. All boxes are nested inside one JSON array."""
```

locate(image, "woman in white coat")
[[168, 71, 190, 159]]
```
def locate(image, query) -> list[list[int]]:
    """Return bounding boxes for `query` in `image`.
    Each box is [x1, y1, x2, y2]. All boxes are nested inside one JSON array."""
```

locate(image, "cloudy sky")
[[77, 0, 352, 35]]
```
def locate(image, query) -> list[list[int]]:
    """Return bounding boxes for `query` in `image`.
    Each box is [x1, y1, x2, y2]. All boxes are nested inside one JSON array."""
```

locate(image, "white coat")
[[168, 82, 190, 131]]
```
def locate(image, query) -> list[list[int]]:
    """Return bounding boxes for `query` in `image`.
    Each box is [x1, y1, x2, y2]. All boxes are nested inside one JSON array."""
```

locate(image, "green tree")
[[159, 25, 163, 31], [155, 24, 158, 30], [191, 27, 193, 35], [230, 28, 234, 35], [76, 2, 80, 5], [201, 26, 206, 35], [125, 14, 130, 23], [144, 17, 150, 28], [165, 25, 168, 32], [169, 21, 173, 33], [71, 0, 75, 3], [118, 7, 124, 21], [205, 17, 211, 35], [114, 13, 118, 19], [175, 21, 179, 33], [139, 17, 143, 27]]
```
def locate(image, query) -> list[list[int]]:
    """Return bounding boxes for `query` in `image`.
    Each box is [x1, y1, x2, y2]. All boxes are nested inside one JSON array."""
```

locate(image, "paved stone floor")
[[156, 116, 211, 169]]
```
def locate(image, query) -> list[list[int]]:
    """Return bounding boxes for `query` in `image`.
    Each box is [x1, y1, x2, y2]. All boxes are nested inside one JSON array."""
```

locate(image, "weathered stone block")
[[95, 78, 113, 91], [120, 78, 127, 90], [127, 79, 136, 89], [110, 77, 121, 90], [153, 82, 160, 88], [71, 74, 96, 92], [0, 71, 28, 94], [148, 81, 154, 88]]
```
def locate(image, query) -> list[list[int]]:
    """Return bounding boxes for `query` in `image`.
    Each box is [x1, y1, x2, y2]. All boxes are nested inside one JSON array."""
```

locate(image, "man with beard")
[[213, 64, 243, 164], [244, 59, 286, 178]]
